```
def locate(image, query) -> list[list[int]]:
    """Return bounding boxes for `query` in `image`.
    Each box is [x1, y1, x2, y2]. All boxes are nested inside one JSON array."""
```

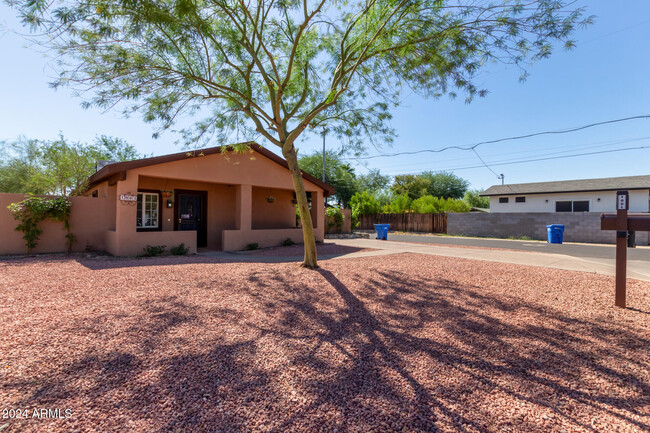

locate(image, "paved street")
[[200, 234, 650, 282], [327, 237, 650, 282], [380, 233, 650, 261]]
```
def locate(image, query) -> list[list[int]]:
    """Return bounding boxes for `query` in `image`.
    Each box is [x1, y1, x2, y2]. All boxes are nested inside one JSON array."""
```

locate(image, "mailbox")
[[600, 190, 650, 308], [601, 213, 650, 231]]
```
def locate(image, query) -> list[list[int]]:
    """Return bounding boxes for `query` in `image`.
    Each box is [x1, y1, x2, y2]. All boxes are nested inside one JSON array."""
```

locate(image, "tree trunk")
[[282, 145, 318, 269]]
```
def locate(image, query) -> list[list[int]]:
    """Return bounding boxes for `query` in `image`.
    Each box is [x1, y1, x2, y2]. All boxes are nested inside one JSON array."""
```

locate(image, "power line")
[[471, 147, 516, 193], [420, 145, 650, 173], [581, 18, 650, 45], [372, 135, 650, 171], [374, 136, 650, 174], [327, 144, 650, 187], [472, 148, 500, 178], [343, 115, 650, 161]]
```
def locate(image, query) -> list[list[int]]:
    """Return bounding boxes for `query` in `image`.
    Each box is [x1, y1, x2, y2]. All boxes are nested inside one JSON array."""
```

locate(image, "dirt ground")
[[1, 253, 648, 432]]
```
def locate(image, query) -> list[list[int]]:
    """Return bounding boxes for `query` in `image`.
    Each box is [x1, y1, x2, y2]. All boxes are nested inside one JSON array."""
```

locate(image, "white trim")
[[137, 192, 159, 228]]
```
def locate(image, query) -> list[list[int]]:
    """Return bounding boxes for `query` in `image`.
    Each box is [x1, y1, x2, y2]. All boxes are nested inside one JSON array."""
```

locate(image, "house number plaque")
[[119, 193, 138, 205]]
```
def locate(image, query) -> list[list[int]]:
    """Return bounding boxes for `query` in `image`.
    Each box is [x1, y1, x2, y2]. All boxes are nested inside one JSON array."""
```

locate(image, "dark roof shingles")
[[481, 175, 650, 196]]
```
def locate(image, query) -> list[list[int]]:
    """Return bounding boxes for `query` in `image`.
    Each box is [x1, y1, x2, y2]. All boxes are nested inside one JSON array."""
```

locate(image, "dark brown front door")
[[175, 190, 207, 247]]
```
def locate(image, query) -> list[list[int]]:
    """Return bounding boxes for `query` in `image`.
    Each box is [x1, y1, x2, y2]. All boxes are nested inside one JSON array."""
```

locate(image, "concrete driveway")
[[327, 236, 650, 282]]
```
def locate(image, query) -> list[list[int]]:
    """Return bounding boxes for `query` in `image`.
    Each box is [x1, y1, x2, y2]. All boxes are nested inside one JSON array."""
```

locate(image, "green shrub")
[[350, 191, 381, 228], [442, 198, 471, 213], [326, 207, 345, 233], [464, 189, 490, 209], [411, 195, 443, 213], [389, 193, 412, 213], [281, 238, 295, 247], [170, 243, 190, 255], [409, 195, 471, 213], [246, 242, 259, 250], [142, 245, 166, 256]]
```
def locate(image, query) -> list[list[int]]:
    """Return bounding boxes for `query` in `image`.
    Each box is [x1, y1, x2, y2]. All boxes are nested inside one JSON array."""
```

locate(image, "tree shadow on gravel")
[[4, 263, 649, 432], [72, 244, 369, 271], [237, 268, 650, 432]]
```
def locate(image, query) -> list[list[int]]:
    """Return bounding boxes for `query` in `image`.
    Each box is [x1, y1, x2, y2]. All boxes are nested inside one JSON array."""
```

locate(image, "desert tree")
[[299, 150, 359, 207], [0, 134, 142, 195], [6, 0, 591, 267]]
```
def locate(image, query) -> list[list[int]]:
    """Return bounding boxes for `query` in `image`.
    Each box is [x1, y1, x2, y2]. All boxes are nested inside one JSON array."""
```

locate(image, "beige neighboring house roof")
[[481, 175, 650, 197]]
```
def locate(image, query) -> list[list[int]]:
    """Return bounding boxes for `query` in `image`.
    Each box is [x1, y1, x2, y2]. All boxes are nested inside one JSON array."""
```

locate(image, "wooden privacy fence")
[[358, 213, 447, 233]]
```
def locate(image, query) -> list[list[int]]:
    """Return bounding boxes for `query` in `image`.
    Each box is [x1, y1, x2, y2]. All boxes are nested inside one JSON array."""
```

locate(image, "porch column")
[[115, 173, 138, 236], [107, 173, 138, 256], [235, 184, 252, 231], [310, 190, 324, 241]]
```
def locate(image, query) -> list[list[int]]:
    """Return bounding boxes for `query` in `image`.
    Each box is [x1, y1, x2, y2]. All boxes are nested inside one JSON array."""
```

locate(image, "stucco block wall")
[[325, 209, 352, 234], [0, 193, 113, 255], [222, 228, 310, 251], [104, 230, 197, 256], [448, 212, 649, 246]]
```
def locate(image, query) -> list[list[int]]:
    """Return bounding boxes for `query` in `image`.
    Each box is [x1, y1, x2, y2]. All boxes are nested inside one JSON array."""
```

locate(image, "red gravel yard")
[[238, 242, 376, 257], [1, 254, 648, 432]]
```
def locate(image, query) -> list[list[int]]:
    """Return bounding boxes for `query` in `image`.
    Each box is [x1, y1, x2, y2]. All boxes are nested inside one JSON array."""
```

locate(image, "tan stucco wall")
[[325, 208, 352, 234], [138, 176, 237, 250], [131, 150, 323, 192], [252, 187, 297, 230], [92, 150, 326, 254], [0, 193, 114, 255], [1, 150, 327, 256], [223, 190, 324, 250], [104, 230, 197, 256]]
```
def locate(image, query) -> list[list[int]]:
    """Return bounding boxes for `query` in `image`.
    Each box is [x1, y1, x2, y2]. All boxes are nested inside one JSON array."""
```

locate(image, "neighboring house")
[[78, 143, 333, 255], [482, 175, 650, 213]]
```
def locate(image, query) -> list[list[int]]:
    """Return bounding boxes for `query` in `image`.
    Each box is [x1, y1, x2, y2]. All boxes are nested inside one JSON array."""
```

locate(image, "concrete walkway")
[[325, 238, 650, 282]]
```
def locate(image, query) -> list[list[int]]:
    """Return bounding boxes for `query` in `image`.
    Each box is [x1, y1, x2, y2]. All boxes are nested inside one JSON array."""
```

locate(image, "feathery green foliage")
[[7, 0, 590, 150], [7, 0, 591, 266], [411, 195, 471, 213], [392, 171, 469, 200], [299, 150, 358, 207], [0, 135, 143, 195], [464, 189, 490, 208]]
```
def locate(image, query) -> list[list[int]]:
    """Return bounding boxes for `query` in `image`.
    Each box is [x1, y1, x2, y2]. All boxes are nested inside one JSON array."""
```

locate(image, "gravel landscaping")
[[238, 243, 376, 257], [1, 253, 648, 432]]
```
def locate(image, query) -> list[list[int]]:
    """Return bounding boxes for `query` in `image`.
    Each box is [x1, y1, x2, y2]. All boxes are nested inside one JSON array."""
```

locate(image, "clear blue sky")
[[1, 0, 649, 192]]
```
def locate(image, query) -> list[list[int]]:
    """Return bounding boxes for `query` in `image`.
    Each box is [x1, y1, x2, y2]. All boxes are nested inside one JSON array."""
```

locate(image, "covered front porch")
[[103, 173, 324, 256]]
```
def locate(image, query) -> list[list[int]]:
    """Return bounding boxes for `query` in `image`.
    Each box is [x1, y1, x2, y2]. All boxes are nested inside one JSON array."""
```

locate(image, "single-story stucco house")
[[0, 143, 334, 256], [82, 143, 334, 255], [482, 175, 650, 213]]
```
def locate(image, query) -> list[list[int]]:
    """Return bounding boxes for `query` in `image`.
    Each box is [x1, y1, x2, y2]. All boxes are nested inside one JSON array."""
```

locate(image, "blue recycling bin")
[[374, 224, 390, 240], [546, 224, 565, 244]]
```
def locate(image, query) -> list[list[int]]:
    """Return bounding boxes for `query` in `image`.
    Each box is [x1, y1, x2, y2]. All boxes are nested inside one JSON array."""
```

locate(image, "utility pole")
[[322, 131, 326, 182], [498, 174, 504, 185], [322, 130, 327, 206]]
